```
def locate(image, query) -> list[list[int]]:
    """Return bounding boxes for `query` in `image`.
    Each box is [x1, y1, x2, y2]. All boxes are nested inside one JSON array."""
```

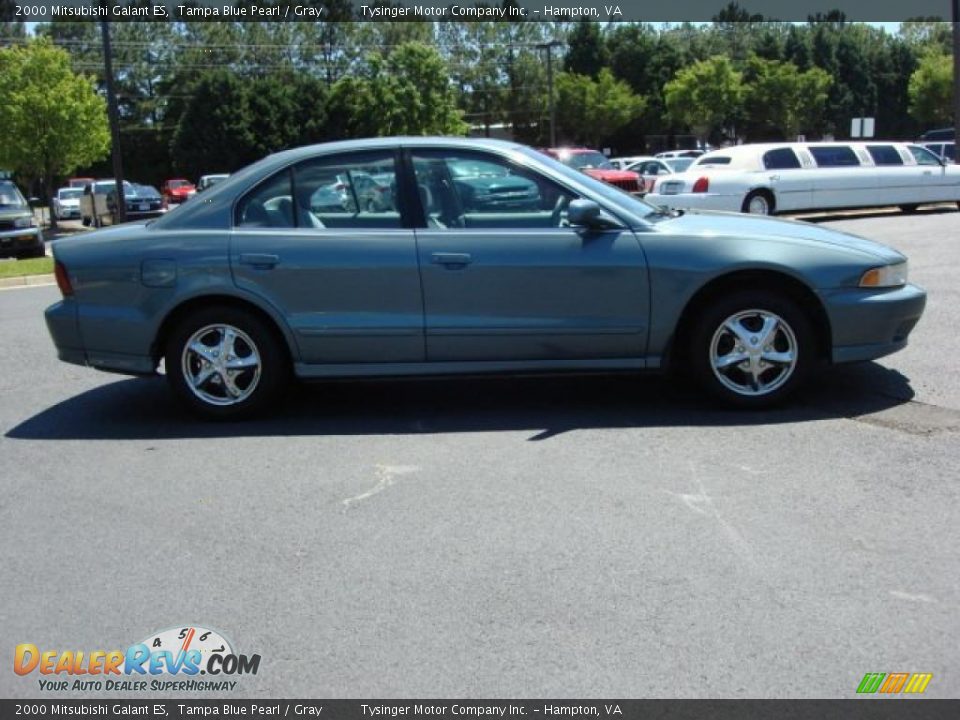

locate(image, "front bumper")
[[0, 226, 44, 258], [822, 283, 927, 363]]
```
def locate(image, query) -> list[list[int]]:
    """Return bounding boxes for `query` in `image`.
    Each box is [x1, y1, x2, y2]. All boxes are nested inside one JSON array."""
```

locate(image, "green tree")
[[742, 56, 832, 140], [563, 20, 608, 78], [664, 55, 744, 142], [170, 71, 259, 179], [908, 51, 953, 127], [0, 38, 109, 228], [327, 42, 467, 138], [556, 68, 646, 147]]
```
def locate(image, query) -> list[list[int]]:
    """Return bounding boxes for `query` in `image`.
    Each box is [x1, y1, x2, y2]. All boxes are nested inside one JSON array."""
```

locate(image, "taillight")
[[691, 177, 709, 193], [54, 261, 74, 297]]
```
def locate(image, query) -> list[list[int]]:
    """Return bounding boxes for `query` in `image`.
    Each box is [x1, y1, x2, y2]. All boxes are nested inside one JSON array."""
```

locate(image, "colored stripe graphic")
[[857, 673, 886, 694], [903, 673, 933, 694], [879, 673, 909, 693]]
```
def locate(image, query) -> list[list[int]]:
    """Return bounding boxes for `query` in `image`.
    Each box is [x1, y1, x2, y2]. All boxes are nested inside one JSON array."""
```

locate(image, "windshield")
[[666, 158, 694, 173], [95, 181, 135, 194], [58, 189, 83, 200], [558, 151, 614, 171], [0, 181, 28, 209]]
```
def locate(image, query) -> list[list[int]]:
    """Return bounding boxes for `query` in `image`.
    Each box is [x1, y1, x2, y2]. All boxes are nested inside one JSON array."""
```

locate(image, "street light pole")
[[101, 19, 126, 224], [540, 40, 562, 147]]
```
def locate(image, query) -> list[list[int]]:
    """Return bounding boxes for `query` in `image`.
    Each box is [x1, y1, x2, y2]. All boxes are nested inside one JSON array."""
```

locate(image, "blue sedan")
[[45, 137, 926, 418]]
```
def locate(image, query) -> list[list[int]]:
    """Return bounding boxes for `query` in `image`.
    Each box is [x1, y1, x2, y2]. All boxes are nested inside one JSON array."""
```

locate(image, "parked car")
[[68, 177, 94, 189], [656, 149, 706, 159], [609, 155, 654, 171], [625, 157, 695, 193], [0, 179, 44, 259], [197, 174, 230, 192], [80, 179, 136, 227], [446, 158, 540, 211], [645, 141, 960, 215], [161, 178, 196, 204], [53, 187, 83, 220], [920, 141, 955, 163], [45, 137, 926, 419], [539, 148, 642, 194], [122, 184, 166, 219], [918, 127, 954, 142]]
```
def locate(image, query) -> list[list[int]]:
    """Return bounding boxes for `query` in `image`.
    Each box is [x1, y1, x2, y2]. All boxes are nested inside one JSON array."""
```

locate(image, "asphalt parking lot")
[[1, 208, 958, 699]]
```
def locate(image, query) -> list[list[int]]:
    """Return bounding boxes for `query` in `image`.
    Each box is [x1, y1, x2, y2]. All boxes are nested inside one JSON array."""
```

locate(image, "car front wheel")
[[165, 306, 289, 419], [689, 291, 815, 408]]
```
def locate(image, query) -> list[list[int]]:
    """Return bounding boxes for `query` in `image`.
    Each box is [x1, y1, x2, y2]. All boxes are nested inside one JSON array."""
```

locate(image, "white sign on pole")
[[851, 118, 862, 138], [863, 117, 875, 138]]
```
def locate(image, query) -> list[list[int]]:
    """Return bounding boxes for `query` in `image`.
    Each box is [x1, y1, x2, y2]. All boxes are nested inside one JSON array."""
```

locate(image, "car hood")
[[583, 168, 639, 181], [659, 210, 905, 263]]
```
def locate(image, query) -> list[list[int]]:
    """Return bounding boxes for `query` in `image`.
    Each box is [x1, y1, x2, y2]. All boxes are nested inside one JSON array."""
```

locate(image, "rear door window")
[[866, 145, 904, 166], [762, 148, 802, 170]]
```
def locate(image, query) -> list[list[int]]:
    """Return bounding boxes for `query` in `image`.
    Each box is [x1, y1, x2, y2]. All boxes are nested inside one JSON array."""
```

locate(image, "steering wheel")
[[551, 194, 571, 227]]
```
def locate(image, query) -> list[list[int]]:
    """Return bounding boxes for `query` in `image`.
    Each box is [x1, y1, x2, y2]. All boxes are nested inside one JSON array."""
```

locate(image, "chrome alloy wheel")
[[709, 309, 798, 397], [180, 324, 262, 407]]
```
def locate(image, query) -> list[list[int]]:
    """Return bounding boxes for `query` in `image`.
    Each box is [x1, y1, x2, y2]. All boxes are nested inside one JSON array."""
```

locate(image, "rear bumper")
[[822, 284, 927, 364], [45, 299, 156, 375]]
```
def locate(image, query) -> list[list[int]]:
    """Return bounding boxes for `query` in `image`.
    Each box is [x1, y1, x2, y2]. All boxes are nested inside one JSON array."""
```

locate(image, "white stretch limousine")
[[645, 141, 960, 215]]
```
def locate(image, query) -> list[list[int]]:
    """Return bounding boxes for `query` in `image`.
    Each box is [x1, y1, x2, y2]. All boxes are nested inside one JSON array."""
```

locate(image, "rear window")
[[809, 146, 860, 167], [762, 148, 801, 170], [694, 155, 731, 166], [866, 145, 903, 166]]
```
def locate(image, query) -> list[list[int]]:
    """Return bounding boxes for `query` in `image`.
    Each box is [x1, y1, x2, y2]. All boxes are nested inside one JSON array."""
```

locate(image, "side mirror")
[[567, 198, 602, 227], [568, 198, 620, 230]]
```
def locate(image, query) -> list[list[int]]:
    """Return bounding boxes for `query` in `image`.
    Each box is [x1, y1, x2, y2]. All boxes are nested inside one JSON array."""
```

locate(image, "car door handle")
[[922, 170, 933, 175], [431, 252, 472, 268], [239, 253, 280, 268]]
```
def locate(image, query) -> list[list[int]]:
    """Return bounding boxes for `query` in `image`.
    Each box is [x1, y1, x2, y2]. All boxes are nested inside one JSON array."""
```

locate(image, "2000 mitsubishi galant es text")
[[44, 137, 927, 419]]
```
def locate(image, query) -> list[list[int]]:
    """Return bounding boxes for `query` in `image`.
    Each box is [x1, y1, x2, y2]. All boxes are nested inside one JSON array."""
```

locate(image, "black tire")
[[741, 190, 775, 215], [164, 306, 289, 420], [900, 204, 919, 213], [688, 290, 816, 409]]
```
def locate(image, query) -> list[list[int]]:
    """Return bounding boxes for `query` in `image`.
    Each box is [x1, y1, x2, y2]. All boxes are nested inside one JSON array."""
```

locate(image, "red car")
[[540, 147, 642, 194], [161, 178, 196, 205]]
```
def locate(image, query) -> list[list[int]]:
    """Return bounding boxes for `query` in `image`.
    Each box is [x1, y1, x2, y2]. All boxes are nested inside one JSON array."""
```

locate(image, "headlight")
[[860, 262, 908, 288], [14, 216, 36, 229]]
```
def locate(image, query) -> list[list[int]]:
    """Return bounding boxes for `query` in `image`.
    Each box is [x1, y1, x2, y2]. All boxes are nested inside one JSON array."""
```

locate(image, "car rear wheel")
[[742, 190, 774, 215], [689, 290, 815, 408], [165, 306, 289, 420]]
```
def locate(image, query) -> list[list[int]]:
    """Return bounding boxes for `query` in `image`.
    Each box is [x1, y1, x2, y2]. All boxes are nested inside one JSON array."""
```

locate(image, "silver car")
[[45, 137, 926, 419]]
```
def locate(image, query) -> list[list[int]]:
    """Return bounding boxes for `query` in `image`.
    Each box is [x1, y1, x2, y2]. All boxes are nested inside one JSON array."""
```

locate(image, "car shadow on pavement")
[[796, 205, 957, 224], [6, 361, 919, 442]]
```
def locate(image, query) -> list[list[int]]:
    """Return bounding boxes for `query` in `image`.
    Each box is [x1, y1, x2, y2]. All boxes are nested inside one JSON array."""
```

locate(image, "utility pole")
[[540, 40, 562, 147], [101, 19, 126, 223], [953, 0, 960, 147]]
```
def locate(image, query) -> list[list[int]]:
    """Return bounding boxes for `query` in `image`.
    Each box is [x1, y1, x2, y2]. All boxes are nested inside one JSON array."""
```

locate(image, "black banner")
[[5, 0, 959, 23], [0, 701, 958, 719]]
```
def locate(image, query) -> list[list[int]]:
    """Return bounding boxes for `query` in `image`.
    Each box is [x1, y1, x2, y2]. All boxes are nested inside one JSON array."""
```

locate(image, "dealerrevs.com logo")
[[14, 626, 261, 692]]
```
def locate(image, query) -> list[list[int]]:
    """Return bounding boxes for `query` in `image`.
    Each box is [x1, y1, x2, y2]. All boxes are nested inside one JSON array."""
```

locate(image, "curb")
[[0, 274, 55, 289]]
